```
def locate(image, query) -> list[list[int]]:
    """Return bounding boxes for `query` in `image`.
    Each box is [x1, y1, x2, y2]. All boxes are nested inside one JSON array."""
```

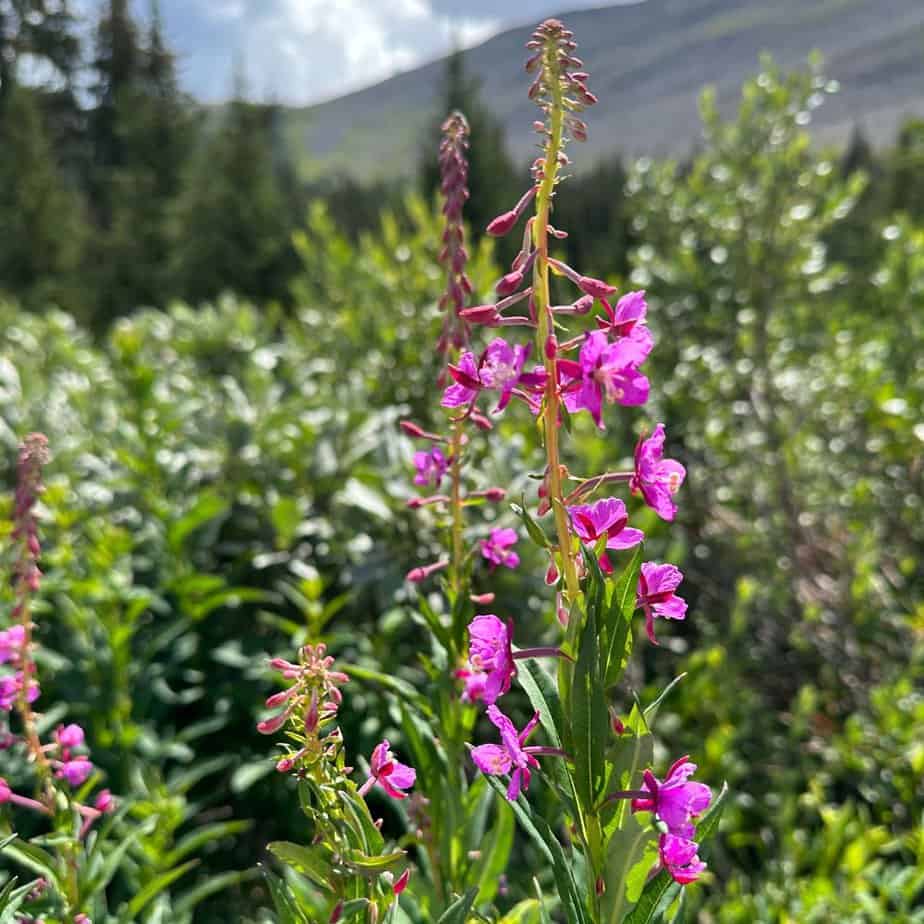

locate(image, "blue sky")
[[105, 0, 629, 106]]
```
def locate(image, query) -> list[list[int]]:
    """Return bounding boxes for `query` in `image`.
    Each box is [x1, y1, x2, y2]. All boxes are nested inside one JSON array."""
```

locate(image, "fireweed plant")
[[412, 18, 729, 921], [0, 435, 119, 919], [262, 19, 725, 924]]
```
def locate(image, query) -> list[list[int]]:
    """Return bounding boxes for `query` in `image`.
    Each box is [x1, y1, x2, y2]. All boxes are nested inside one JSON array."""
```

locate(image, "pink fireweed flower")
[[598, 290, 648, 337], [406, 559, 449, 583], [631, 424, 686, 521], [480, 527, 520, 570], [560, 331, 650, 428], [357, 739, 416, 800], [658, 834, 707, 885], [636, 562, 688, 645], [442, 351, 481, 407], [0, 625, 25, 664], [442, 339, 531, 412], [393, 866, 411, 895], [567, 497, 644, 573], [486, 187, 537, 237], [57, 758, 93, 787], [466, 614, 566, 705], [468, 615, 515, 704], [55, 723, 85, 749], [413, 446, 449, 488], [0, 672, 39, 711], [471, 705, 563, 800], [480, 339, 530, 411], [454, 664, 488, 704], [632, 755, 712, 838]]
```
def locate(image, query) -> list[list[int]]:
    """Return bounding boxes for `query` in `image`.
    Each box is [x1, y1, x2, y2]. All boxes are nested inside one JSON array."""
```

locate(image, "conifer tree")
[[170, 89, 293, 305], [0, 84, 85, 311]]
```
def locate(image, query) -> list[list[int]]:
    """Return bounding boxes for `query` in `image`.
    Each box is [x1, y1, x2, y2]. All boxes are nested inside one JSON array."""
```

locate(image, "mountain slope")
[[282, 0, 924, 180]]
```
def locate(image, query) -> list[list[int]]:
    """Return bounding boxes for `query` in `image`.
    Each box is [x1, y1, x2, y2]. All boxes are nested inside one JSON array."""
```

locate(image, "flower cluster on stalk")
[[427, 19, 713, 888], [0, 435, 116, 849]]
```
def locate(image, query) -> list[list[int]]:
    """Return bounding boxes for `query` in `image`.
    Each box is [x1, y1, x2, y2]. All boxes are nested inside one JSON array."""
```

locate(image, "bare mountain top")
[[282, 0, 924, 180]]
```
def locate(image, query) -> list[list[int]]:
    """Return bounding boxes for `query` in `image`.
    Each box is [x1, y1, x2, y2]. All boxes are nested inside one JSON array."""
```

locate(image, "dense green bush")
[[0, 61, 921, 922]]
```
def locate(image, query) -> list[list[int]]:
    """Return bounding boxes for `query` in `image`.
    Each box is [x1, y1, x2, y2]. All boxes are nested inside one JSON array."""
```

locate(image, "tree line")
[[1, 1, 923, 330]]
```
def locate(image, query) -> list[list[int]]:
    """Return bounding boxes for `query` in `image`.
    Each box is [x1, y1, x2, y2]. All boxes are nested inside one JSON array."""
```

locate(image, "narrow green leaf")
[[343, 849, 405, 873], [1, 837, 63, 893], [168, 492, 228, 552], [571, 585, 609, 811], [643, 673, 687, 728], [603, 546, 642, 688], [474, 800, 515, 904], [436, 886, 478, 923], [268, 841, 334, 890], [511, 500, 552, 549], [514, 655, 563, 748], [125, 860, 199, 918]]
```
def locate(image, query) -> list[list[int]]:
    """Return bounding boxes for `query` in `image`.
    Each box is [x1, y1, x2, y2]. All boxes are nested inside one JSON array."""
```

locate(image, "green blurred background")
[[0, 1, 922, 920]]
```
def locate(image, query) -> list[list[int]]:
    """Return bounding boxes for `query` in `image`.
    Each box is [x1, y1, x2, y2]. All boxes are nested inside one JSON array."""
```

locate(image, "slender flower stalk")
[[10, 434, 53, 796], [527, 19, 596, 605]]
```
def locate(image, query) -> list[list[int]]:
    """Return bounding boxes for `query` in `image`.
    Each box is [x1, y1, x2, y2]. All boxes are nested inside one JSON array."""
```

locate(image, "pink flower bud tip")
[[496, 270, 524, 296], [460, 304, 500, 324], [545, 335, 558, 359], [487, 210, 519, 237], [56, 723, 85, 749], [484, 487, 506, 502], [406, 560, 449, 583], [470, 592, 495, 605], [393, 867, 411, 895], [94, 789, 115, 813], [257, 711, 288, 735], [579, 276, 618, 298]]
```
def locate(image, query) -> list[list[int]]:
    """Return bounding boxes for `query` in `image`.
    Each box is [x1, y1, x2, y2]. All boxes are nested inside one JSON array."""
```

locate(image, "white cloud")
[[209, 0, 500, 104]]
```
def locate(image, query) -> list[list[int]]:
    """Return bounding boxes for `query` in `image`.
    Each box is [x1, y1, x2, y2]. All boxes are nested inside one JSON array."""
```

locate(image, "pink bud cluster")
[[526, 18, 596, 156], [0, 435, 117, 842], [436, 111, 473, 357], [259, 645, 417, 810], [258, 643, 348, 745]]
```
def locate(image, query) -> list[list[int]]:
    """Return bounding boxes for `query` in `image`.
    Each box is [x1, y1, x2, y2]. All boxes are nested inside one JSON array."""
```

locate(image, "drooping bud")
[[393, 867, 411, 895], [406, 559, 450, 584]]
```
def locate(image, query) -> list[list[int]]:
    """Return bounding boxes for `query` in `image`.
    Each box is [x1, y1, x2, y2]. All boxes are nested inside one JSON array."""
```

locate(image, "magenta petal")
[[387, 761, 417, 791], [654, 596, 688, 621], [471, 743, 512, 776], [607, 526, 645, 550]]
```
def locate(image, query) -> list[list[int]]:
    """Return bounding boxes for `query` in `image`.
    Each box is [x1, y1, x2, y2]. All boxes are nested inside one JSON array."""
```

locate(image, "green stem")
[[449, 419, 464, 599], [533, 57, 580, 609]]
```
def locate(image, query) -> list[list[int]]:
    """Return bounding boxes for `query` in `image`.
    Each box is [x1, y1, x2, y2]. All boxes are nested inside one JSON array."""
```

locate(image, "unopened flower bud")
[[487, 209, 518, 237], [406, 559, 449, 583], [496, 269, 524, 296], [257, 711, 288, 735], [578, 275, 618, 298], [470, 411, 493, 431], [545, 335, 558, 359], [483, 487, 506, 502], [329, 902, 343, 923], [393, 867, 411, 895], [460, 304, 500, 324], [545, 559, 560, 586], [470, 592, 495, 605]]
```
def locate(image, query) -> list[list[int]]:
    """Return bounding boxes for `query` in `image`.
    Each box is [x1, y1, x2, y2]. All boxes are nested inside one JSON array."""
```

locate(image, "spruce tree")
[[170, 93, 292, 305], [0, 84, 85, 311], [87, 0, 193, 323]]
